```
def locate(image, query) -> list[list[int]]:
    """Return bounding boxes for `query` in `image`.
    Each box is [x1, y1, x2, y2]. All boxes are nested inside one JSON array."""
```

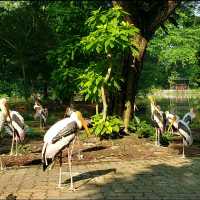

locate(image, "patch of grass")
[[26, 126, 44, 139], [17, 144, 32, 154]]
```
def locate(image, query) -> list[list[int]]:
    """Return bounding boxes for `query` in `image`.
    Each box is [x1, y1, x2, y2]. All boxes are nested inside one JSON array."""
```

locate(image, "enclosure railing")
[[152, 89, 200, 99]]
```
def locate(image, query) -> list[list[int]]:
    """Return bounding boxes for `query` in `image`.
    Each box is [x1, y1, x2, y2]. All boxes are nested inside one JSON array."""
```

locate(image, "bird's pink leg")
[[157, 129, 161, 146], [76, 135, 83, 160], [15, 139, 18, 156], [155, 129, 158, 146], [10, 133, 15, 155], [40, 115, 42, 130], [182, 138, 185, 158], [68, 137, 76, 191], [0, 157, 3, 170], [58, 151, 63, 188]]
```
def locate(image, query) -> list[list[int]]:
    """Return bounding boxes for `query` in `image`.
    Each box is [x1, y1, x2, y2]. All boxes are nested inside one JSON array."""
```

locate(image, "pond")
[[136, 90, 200, 129], [147, 90, 200, 128]]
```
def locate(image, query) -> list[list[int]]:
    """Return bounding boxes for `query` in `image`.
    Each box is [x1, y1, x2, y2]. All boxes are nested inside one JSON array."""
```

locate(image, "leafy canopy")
[[81, 5, 139, 55]]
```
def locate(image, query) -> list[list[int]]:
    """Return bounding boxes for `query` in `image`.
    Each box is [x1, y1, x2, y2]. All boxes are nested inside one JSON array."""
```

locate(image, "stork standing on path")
[[0, 98, 9, 170], [41, 110, 90, 191], [0, 98, 26, 156], [33, 99, 48, 130], [166, 113, 193, 158], [148, 96, 166, 146]]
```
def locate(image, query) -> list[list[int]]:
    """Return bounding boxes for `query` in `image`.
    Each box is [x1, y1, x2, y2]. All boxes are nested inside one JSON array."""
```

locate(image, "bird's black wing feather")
[[12, 113, 24, 129], [178, 121, 191, 136], [52, 121, 77, 144], [184, 115, 192, 124]]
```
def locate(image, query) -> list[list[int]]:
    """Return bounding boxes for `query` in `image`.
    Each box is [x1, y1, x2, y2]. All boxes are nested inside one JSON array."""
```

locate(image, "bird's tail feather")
[[43, 158, 53, 171], [42, 142, 48, 171]]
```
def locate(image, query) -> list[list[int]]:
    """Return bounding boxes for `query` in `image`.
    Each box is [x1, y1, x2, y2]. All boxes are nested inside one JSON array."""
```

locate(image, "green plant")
[[17, 144, 32, 154], [129, 116, 154, 138], [91, 114, 123, 138], [161, 131, 174, 145], [136, 121, 154, 138]]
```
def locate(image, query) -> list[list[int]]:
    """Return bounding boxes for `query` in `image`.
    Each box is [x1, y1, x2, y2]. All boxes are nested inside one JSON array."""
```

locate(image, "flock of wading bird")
[[0, 97, 90, 191], [149, 96, 196, 158], [0, 96, 197, 191]]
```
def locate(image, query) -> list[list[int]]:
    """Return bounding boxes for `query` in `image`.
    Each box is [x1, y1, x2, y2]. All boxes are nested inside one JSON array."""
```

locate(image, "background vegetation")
[[0, 1, 199, 139]]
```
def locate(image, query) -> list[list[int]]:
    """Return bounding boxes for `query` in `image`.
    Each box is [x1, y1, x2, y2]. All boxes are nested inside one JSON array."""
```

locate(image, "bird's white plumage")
[[0, 112, 6, 131], [172, 119, 192, 146], [44, 134, 75, 160], [44, 117, 75, 143], [10, 111, 24, 124], [182, 110, 195, 125], [42, 110, 89, 190], [165, 111, 180, 123]]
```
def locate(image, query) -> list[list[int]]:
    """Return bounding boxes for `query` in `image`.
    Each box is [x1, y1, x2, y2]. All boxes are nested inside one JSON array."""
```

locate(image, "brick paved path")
[[0, 156, 200, 199]]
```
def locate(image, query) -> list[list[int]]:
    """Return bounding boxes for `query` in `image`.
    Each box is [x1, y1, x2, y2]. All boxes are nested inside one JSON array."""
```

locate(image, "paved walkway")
[[0, 156, 200, 199]]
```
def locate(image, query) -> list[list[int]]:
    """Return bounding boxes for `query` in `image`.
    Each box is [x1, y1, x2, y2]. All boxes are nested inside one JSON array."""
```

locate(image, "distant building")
[[172, 78, 189, 90]]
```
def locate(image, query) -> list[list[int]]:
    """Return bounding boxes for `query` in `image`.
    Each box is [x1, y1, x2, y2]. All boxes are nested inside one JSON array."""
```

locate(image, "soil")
[[1, 129, 200, 168]]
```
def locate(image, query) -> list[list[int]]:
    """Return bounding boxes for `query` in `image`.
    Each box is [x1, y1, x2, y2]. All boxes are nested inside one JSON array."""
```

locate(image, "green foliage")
[[79, 5, 139, 105], [46, 2, 93, 102], [129, 116, 154, 138], [81, 5, 139, 55], [139, 5, 200, 91], [50, 67, 80, 102], [78, 65, 103, 103], [161, 131, 174, 145], [0, 1, 54, 98], [168, 71, 180, 88], [91, 114, 123, 138], [78, 61, 122, 103], [17, 144, 32, 154]]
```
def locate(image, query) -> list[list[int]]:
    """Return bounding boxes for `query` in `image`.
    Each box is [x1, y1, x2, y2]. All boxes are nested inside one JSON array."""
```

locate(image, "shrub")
[[129, 116, 154, 138], [91, 114, 123, 139]]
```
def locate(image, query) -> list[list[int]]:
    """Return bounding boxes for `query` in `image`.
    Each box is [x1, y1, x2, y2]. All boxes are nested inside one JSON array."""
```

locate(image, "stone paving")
[[0, 156, 200, 199]]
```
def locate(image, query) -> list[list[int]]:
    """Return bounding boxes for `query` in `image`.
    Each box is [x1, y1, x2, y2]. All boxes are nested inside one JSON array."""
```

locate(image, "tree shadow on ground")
[[81, 146, 108, 153], [67, 157, 200, 200]]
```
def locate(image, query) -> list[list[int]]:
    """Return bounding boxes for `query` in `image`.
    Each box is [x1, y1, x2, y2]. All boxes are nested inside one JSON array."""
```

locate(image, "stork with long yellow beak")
[[41, 110, 90, 191], [148, 96, 166, 146], [166, 111, 192, 158], [0, 98, 26, 156], [0, 98, 13, 169]]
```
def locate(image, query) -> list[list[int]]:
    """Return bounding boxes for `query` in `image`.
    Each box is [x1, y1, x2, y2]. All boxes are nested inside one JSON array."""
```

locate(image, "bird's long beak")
[[5, 102, 11, 122], [76, 111, 91, 137], [80, 118, 90, 137], [167, 116, 176, 132]]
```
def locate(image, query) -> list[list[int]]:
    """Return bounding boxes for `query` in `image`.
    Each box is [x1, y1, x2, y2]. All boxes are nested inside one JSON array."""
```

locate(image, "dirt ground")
[[1, 129, 200, 168]]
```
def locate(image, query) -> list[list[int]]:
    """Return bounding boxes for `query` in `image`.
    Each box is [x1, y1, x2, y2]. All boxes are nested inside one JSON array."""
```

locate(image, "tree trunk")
[[122, 34, 148, 130], [101, 55, 112, 121], [101, 86, 108, 121], [111, 0, 181, 129], [96, 104, 99, 115], [21, 62, 29, 100]]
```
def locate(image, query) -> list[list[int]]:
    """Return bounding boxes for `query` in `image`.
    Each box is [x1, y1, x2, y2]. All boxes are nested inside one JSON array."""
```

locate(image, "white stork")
[[41, 110, 90, 190], [33, 100, 48, 130], [182, 108, 196, 125], [0, 98, 26, 156], [166, 114, 193, 158], [149, 96, 166, 146], [0, 98, 8, 170], [165, 111, 180, 132]]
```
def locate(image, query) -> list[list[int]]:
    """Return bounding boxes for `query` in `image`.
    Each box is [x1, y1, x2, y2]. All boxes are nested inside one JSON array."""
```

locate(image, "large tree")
[[113, 0, 184, 125]]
